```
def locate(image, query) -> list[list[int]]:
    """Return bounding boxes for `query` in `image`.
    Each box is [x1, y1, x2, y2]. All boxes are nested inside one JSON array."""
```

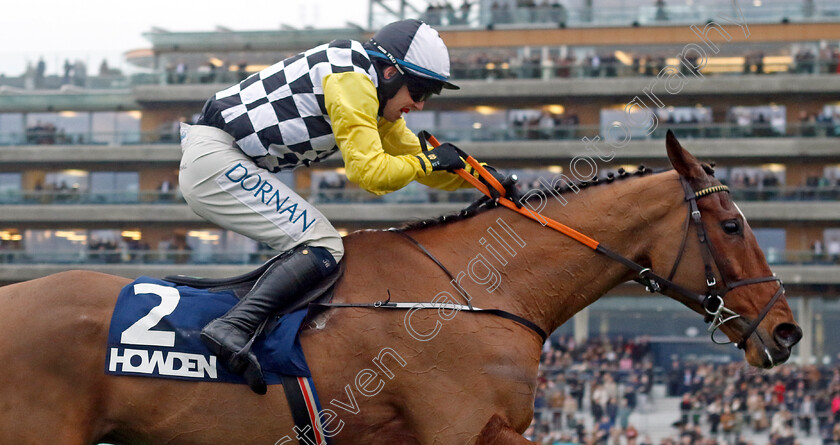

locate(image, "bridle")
[[610, 178, 786, 350], [682, 181, 785, 350]]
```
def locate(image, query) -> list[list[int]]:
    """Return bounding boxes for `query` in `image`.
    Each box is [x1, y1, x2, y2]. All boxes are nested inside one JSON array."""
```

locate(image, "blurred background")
[[1, 1, 839, 444]]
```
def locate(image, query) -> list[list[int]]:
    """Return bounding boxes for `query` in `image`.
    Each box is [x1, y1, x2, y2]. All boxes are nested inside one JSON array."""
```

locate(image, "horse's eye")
[[721, 220, 741, 235]]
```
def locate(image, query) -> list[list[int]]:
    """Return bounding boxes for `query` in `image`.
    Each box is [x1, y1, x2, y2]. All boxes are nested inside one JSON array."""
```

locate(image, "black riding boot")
[[201, 245, 333, 394]]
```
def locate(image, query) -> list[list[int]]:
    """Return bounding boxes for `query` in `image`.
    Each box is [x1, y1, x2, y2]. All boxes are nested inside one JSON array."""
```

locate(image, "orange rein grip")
[[496, 194, 601, 250], [455, 168, 491, 195], [426, 134, 442, 146], [464, 155, 506, 197], [426, 133, 600, 251]]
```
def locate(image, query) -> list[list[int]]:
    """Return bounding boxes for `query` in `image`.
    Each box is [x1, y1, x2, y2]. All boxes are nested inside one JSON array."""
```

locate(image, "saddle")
[[163, 252, 345, 318]]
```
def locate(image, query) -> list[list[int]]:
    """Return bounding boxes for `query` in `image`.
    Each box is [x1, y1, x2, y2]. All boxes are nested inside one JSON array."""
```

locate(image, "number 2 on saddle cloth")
[[105, 278, 333, 445]]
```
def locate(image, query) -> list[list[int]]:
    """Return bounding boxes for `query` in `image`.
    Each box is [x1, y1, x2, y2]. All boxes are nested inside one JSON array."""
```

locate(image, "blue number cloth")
[[106, 276, 311, 385]]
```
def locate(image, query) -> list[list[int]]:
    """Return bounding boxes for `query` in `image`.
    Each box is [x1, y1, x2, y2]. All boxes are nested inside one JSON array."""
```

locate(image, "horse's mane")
[[398, 160, 717, 231], [400, 165, 664, 231]]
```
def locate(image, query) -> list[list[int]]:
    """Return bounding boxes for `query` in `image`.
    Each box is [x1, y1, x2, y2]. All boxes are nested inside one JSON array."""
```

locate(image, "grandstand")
[[0, 1, 838, 442]]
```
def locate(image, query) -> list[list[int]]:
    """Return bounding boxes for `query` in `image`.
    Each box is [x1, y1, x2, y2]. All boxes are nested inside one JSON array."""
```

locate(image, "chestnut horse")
[[0, 133, 800, 444]]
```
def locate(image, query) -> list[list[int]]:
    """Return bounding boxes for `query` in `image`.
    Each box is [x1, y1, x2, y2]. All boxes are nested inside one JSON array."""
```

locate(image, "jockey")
[[178, 19, 518, 393]]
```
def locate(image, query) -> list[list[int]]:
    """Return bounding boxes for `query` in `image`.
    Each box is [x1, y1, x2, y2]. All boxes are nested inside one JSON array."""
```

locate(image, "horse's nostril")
[[774, 323, 803, 348]]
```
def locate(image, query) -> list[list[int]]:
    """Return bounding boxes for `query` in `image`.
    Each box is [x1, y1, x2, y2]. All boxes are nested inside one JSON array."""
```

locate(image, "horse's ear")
[[666, 129, 704, 179]]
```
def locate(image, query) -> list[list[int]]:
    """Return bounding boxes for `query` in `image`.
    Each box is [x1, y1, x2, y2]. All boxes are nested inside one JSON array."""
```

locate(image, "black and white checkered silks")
[[205, 40, 378, 172]]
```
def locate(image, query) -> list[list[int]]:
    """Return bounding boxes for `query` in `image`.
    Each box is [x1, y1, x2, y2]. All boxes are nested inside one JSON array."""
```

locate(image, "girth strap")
[[312, 228, 549, 343], [387, 228, 546, 342], [282, 375, 331, 445], [314, 301, 548, 343]]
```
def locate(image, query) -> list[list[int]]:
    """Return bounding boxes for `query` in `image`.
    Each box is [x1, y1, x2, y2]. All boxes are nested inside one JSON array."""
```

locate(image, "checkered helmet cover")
[[366, 19, 459, 90]]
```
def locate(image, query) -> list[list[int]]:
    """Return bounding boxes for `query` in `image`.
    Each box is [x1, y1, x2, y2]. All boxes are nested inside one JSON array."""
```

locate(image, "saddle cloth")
[[105, 276, 311, 384]]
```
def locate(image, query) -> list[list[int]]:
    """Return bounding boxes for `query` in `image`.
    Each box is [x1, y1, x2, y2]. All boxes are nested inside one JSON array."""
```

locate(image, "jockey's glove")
[[417, 142, 466, 172], [481, 165, 524, 208]]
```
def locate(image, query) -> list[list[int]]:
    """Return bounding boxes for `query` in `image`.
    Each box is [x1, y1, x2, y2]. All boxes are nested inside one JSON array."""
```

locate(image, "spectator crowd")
[[522, 335, 840, 445]]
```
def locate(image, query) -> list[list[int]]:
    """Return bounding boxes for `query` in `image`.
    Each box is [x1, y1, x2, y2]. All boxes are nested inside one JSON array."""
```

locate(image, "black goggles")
[[404, 75, 443, 103]]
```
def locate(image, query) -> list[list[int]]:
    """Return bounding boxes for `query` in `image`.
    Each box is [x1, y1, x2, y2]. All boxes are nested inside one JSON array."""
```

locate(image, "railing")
[[0, 248, 275, 265], [449, 59, 840, 81], [0, 247, 833, 266], [764, 250, 840, 265], [122, 59, 840, 82], [4, 121, 840, 147], [0, 130, 180, 146], [0, 190, 184, 205], [130, 70, 253, 87], [0, 188, 478, 206], [305, 187, 840, 206], [93, 59, 840, 87], [427, 122, 840, 143], [3, 57, 840, 91], [2, 186, 840, 207], [728, 186, 840, 202], [402, 0, 840, 29]]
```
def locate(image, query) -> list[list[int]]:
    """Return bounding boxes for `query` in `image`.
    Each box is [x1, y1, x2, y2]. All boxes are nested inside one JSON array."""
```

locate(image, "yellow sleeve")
[[324, 72, 428, 196], [324, 71, 474, 194]]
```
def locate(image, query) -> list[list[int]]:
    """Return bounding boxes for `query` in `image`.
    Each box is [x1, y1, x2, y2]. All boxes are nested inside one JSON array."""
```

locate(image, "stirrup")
[[225, 321, 265, 377], [241, 360, 267, 394], [200, 327, 248, 375], [230, 347, 266, 394], [233, 322, 268, 394], [201, 321, 268, 394]]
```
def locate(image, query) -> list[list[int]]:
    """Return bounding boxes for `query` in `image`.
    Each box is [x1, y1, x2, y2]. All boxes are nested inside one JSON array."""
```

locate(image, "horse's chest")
[[481, 361, 537, 385], [483, 363, 538, 404], [477, 357, 541, 429]]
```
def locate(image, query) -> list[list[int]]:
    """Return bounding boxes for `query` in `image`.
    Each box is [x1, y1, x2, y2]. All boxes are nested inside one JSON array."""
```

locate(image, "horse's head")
[[660, 130, 801, 368]]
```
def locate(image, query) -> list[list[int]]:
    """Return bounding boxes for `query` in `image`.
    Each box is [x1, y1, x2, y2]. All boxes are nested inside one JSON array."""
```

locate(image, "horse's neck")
[[402, 171, 683, 337]]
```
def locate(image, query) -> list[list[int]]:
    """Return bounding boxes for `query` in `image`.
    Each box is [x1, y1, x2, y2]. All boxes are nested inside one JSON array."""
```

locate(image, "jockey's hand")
[[481, 165, 523, 208], [417, 142, 465, 172]]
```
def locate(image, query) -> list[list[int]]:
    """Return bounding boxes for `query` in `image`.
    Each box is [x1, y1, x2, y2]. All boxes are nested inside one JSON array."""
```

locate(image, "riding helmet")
[[363, 19, 459, 115]]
